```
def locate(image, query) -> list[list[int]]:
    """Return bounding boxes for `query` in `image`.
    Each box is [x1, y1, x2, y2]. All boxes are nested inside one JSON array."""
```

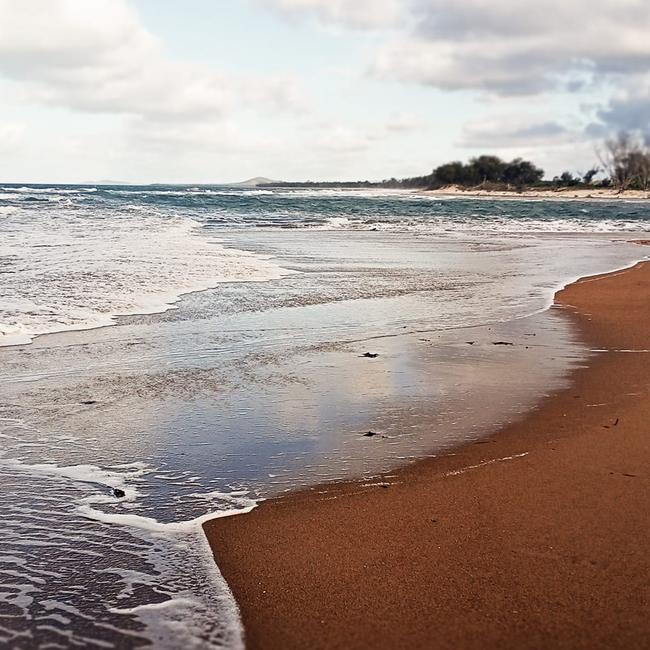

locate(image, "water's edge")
[[196, 254, 647, 643]]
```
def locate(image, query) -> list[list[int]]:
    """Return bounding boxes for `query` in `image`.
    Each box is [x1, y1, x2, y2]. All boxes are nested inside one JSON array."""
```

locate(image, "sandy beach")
[[204, 261, 650, 650], [6, 4, 650, 647], [423, 185, 650, 201]]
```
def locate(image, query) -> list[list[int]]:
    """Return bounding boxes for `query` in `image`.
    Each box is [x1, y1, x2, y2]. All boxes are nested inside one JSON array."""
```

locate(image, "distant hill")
[[229, 176, 278, 187]]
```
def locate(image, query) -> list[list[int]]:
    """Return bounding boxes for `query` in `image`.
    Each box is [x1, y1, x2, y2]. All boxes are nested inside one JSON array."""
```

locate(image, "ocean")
[[0, 184, 648, 648]]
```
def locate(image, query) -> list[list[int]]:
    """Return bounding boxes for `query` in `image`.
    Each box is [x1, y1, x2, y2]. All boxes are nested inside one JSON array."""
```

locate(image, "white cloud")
[[262, 0, 650, 157], [257, 0, 403, 29], [305, 114, 425, 154], [307, 123, 379, 152], [124, 118, 283, 156], [4, 0, 642, 181], [372, 0, 650, 95], [459, 116, 573, 148], [0, 0, 306, 121], [263, 0, 650, 99], [384, 111, 424, 133], [0, 123, 26, 151]]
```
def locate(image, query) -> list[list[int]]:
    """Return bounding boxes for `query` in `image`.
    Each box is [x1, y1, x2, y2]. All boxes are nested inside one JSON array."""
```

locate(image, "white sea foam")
[[443, 452, 529, 477], [0, 455, 255, 649], [312, 214, 650, 233], [1, 458, 149, 503], [0, 186, 97, 194], [76, 502, 256, 533], [0, 209, 294, 346]]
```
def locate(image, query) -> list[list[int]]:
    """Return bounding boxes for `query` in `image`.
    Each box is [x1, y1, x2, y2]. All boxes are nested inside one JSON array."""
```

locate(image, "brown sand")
[[422, 185, 650, 200], [204, 262, 650, 650]]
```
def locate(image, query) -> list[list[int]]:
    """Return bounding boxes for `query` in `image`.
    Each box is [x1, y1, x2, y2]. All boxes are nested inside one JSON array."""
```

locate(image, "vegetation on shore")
[[597, 132, 650, 191], [262, 132, 650, 192]]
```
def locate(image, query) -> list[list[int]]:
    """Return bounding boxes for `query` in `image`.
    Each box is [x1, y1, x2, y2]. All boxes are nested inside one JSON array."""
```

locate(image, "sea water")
[[0, 185, 648, 648]]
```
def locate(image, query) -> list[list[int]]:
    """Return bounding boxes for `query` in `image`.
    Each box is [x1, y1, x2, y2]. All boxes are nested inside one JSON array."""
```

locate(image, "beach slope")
[[204, 262, 650, 650]]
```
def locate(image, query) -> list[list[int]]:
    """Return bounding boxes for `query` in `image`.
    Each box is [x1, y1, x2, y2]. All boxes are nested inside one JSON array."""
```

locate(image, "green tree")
[[433, 161, 467, 185], [502, 159, 544, 186], [468, 155, 506, 184]]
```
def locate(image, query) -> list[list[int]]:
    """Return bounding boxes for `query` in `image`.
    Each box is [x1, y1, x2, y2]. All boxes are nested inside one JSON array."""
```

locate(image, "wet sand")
[[204, 262, 650, 650]]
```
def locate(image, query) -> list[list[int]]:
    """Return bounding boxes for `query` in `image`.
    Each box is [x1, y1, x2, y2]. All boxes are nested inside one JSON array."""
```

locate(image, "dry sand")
[[423, 185, 650, 200], [204, 262, 650, 650]]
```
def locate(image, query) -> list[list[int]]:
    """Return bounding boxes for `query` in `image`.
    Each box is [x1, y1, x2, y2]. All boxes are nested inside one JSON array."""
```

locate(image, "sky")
[[0, 0, 649, 184]]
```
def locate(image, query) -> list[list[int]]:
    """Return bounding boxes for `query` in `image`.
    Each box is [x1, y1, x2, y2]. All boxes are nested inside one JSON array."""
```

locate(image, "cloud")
[[593, 86, 650, 135], [459, 116, 572, 148], [0, 123, 26, 152], [263, 0, 650, 97], [384, 111, 424, 133], [124, 118, 283, 156], [308, 123, 380, 152], [262, 0, 650, 157], [373, 0, 650, 95], [257, 0, 403, 29], [305, 114, 425, 154], [0, 0, 306, 122]]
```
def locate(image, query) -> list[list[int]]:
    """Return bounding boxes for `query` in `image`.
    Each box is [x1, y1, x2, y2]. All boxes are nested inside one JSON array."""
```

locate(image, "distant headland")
[[229, 177, 278, 187]]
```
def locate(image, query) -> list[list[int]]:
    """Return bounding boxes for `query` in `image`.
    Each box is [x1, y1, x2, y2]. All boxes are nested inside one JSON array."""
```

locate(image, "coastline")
[[422, 185, 650, 201], [204, 261, 650, 649]]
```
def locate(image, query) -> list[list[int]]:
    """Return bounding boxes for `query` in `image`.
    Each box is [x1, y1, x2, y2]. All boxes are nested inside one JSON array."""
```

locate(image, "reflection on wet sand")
[[2, 303, 586, 498]]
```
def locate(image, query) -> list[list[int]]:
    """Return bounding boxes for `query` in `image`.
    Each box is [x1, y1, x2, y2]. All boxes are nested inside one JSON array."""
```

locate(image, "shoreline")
[[422, 186, 650, 201], [204, 261, 650, 649]]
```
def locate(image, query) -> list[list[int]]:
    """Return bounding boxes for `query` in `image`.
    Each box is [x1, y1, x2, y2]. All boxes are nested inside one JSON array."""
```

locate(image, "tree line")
[[261, 133, 650, 191], [429, 155, 544, 188], [261, 156, 545, 190]]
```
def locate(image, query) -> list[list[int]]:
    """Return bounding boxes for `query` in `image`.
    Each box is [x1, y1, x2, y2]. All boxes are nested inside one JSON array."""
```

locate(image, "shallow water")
[[0, 185, 648, 648]]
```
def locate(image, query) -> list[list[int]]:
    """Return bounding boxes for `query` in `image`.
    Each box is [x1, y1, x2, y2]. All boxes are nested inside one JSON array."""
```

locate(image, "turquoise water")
[[3, 183, 650, 231]]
